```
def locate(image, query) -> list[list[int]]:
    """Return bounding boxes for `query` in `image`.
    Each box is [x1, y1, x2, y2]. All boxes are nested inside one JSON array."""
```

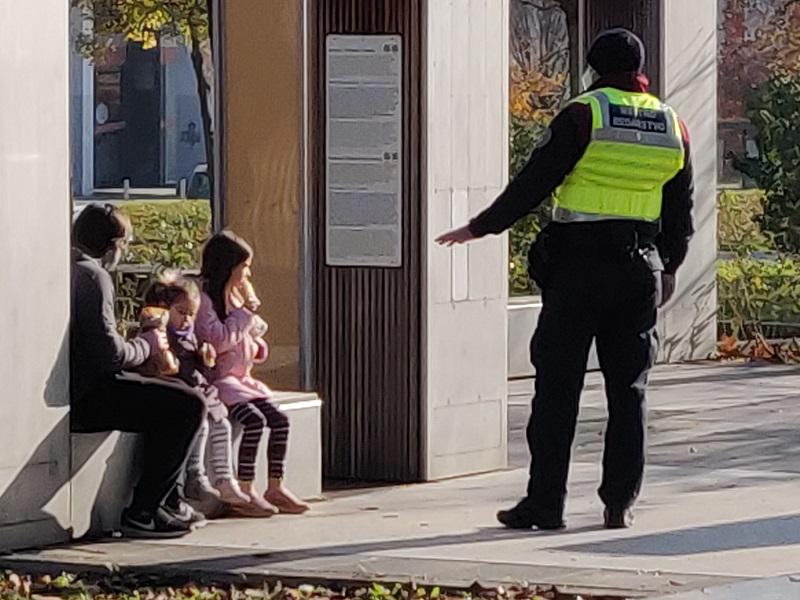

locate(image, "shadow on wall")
[[0, 329, 141, 551], [660, 276, 716, 363]]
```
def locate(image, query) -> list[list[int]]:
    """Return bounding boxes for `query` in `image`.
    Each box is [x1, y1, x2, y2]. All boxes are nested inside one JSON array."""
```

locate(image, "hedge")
[[118, 199, 212, 268], [107, 199, 212, 333], [716, 189, 800, 339]]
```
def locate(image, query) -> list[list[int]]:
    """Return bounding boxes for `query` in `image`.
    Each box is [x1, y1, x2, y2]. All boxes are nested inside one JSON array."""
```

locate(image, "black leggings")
[[229, 399, 289, 481]]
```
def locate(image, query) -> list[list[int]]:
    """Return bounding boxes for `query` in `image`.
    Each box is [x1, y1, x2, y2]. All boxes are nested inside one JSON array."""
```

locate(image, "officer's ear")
[[580, 66, 599, 92]]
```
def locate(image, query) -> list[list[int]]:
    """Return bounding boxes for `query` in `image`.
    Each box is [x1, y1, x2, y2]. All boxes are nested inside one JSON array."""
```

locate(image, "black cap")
[[587, 28, 645, 75]]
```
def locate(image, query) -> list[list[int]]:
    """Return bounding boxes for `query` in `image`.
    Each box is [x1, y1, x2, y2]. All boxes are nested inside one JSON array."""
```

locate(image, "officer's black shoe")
[[497, 500, 565, 531], [603, 506, 634, 529]]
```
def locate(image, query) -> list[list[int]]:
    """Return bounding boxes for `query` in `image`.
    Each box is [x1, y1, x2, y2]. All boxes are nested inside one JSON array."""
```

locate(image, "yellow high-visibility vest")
[[552, 87, 685, 223]]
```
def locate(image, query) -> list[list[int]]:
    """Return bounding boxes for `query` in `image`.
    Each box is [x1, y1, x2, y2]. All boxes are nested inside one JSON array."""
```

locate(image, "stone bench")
[[70, 391, 322, 537]]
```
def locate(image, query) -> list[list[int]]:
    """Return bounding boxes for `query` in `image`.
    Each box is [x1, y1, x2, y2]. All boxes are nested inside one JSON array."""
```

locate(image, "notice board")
[[325, 35, 403, 267]]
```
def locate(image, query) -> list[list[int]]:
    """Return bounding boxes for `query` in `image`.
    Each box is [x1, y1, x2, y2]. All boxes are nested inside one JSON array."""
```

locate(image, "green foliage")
[[109, 200, 211, 334], [118, 200, 212, 269], [71, 0, 209, 57], [508, 117, 551, 297], [717, 255, 800, 339], [746, 73, 800, 252], [509, 116, 546, 181], [716, 190, 800, 340], [508, 213, 540, 296], [717, 189, 773, 253]]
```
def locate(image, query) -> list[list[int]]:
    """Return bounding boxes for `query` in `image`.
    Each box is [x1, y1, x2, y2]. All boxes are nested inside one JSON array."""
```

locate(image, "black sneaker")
[[497, 499, 565, 531], [120, 507, 192, 539], [604, 507, 634, 529]]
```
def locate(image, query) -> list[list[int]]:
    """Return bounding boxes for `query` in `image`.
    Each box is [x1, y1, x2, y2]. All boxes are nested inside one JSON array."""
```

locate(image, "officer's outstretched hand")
[[435, 225, 476, 246]]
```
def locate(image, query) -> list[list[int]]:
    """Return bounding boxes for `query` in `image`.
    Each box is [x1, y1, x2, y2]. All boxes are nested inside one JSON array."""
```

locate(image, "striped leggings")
[[229, 399, 289, 481], [187, 416, 235, 482]]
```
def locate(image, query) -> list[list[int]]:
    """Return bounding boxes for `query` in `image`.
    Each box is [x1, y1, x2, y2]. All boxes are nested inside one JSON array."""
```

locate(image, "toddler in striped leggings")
[[143, 276, 251, 510]]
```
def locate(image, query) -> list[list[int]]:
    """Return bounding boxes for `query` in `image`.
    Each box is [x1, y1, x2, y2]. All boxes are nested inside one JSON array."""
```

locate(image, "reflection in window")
[[509, 0, 579, 297], [69, 3, 214, 330], [78, 35, 209, 192]]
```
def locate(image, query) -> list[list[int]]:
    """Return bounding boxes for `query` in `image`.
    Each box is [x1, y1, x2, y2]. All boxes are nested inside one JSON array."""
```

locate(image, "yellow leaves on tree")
[[509, 64, 567, 125], [71, 0, 209, 60]]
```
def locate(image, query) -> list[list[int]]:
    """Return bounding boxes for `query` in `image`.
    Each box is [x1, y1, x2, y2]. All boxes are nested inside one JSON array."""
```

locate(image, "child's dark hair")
[[144, 272, 200, 308], [72, 203, 132, 258], [201, 230, 252, 319]]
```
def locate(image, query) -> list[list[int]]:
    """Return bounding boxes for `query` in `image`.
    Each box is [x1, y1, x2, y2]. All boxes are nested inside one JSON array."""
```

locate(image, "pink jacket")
[[194, 292, 273, 406]]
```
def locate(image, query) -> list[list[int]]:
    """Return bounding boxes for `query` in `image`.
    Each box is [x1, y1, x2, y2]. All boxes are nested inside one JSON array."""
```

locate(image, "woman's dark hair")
[[144, 272, 200, 309], [201, 230, 252, 319], [72, 203, 132, 258]]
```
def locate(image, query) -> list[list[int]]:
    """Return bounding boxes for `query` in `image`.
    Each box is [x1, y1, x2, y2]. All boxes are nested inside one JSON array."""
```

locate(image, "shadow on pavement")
[[551, 513, 800, 556]]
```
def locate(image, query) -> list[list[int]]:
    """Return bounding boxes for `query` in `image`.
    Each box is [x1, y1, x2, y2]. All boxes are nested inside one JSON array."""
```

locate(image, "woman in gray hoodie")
[[70, 203, 204, 538]]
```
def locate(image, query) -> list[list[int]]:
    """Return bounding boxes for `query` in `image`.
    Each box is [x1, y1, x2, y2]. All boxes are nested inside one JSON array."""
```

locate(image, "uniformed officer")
[[436, 29, 694, 530]]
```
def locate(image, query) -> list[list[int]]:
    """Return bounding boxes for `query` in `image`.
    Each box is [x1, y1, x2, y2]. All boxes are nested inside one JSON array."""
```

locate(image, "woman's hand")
[[435, 225, 477, 246]]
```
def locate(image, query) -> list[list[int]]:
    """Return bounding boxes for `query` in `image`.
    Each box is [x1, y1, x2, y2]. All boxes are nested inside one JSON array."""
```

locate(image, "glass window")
[[69, 4, 215, 333], [508, 0, 580, 297]]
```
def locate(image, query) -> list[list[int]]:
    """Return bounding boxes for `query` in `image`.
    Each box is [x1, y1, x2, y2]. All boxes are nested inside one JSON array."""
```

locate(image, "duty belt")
[[552, 206, 659, 224]]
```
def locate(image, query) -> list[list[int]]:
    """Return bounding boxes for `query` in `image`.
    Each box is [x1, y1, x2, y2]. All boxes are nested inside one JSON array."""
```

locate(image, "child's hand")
[[227, 285, 245, 311], [253, 338, 269, 364], [200, 342, 217, 368], [208, 401, 228, 422], [240, 279, 261, 311], [244, 297, 261, 312], [251, 315, 268, 338], [141, 329, 169, 357]]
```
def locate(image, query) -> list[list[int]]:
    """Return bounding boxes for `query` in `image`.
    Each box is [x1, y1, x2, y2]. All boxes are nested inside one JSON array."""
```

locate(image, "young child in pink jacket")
[[195, 231, 309, 516]]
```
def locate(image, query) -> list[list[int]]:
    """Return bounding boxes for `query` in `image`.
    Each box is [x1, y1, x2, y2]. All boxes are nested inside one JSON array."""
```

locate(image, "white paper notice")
[[326, 35, 402, 267]]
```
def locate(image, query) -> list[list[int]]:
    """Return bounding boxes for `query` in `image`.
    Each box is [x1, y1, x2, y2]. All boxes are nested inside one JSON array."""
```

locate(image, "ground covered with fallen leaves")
[[716, 334, 800, 363], [0, 571, 625, 600]]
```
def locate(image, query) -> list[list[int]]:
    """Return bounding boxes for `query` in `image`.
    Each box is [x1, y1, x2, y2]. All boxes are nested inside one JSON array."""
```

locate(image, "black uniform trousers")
[[524, 223, 660, 520]]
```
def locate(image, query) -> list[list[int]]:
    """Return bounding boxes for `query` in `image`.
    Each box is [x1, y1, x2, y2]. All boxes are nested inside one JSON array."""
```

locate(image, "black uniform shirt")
[[469, 73, 695, 275]]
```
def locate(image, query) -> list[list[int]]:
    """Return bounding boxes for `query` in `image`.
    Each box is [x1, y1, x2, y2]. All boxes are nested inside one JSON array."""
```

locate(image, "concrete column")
[[0, 0, 72, 550], [424, 0, 510, 479], [660, 0, 718, 362]]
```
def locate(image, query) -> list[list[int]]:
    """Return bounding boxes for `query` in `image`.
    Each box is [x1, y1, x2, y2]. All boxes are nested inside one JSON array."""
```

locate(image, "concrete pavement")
[[4, 362, 800, 598]]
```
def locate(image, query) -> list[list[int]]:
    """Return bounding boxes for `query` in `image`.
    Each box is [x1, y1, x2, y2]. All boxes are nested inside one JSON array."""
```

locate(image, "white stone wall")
[[660, 0, 718, 362], [425, 0, 510, 479], [0, 0, 72, 550]]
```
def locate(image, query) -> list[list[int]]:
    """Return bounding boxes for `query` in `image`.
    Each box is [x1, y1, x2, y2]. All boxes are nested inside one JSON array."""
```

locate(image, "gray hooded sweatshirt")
[[70, 249, 150, 402]]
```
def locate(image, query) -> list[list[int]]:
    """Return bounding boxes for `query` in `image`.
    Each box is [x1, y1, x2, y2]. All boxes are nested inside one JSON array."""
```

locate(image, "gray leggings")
[[186, 417, 235, 482]]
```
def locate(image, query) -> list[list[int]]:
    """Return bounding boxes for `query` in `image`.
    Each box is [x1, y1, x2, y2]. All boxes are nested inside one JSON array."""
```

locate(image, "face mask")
[[101, 246, 122, 271], [580, 65, 599, 92], [100, 237, 127, 271]]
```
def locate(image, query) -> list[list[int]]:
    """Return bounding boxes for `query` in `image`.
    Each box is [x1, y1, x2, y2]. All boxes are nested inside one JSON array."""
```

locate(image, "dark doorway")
[[120, 42, 162, 186], [584, 0, 662, 94]]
